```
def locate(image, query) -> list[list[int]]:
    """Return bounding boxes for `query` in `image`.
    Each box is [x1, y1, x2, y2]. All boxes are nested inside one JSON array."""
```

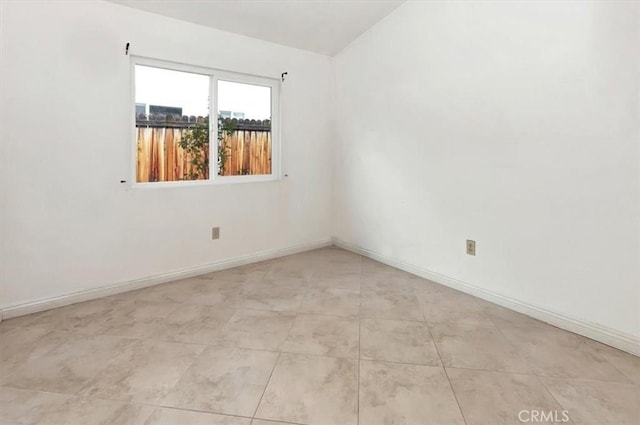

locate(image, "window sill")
[[128, 174, 281, 190]]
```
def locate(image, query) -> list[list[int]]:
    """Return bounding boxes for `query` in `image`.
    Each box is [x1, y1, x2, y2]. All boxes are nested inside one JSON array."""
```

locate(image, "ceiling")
[[108, 0, 405, 56]]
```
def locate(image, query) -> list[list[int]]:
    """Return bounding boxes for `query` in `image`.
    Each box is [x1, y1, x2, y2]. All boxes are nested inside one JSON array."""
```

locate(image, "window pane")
[[135, 65, 210, 182], [217, 80, 271, 176]]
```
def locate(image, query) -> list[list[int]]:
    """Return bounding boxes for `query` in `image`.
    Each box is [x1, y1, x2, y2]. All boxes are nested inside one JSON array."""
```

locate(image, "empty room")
[[0, 0, 638, 424]]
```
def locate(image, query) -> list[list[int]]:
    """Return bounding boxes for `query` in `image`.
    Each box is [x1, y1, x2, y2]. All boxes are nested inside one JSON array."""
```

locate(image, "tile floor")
[[0, 247, 638, 425]]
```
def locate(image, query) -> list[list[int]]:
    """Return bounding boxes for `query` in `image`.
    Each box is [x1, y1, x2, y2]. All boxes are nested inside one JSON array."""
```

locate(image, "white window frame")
[[130, 56, 281, 188]]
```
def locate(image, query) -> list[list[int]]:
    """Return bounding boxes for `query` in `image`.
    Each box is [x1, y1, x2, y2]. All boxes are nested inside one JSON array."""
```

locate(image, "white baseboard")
[[1, 239, 332, 321], [333, 238, 640, 357]]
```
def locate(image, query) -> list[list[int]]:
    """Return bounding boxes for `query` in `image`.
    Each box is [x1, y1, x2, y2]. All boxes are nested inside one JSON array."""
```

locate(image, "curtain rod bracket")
[[281, 72, 288, 82], [125, 42, 130, 56]]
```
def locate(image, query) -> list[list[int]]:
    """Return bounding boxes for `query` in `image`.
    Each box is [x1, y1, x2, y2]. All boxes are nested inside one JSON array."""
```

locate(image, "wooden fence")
[[136, 115, 271, 182], [220, 130, 271, 177]]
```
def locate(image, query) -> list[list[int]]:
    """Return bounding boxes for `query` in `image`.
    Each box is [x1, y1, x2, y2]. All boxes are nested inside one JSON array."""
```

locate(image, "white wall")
[[333, 1, 640, 339], [0, 0, 333, 310]]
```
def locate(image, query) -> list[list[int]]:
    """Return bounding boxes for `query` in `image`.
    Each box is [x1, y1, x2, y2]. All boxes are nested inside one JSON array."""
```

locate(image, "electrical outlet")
[[212, 227, 220, 240], [466, 240, 476, 256]]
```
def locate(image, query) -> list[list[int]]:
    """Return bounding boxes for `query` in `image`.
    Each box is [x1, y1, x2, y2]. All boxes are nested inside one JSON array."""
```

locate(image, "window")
[[132, 57, 279, 185]]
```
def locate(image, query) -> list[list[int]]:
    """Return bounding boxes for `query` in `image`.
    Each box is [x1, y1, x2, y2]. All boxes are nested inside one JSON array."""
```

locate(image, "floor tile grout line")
[[6, 302, 467, 340], [5, 307, 633, 378], [483, 310, 538, 377], [0, 383, 257, 422], [290, 310, 360, 319], [0, 384, 81, 400], [250, 320, 291, 419], [534, 376, 578, 425], [441, 364, 636, 393], [145, 342, 211, 411], [485, 312, 636, 385], [528, 372, 638, 386], [426, 321, 469, 425], [156, 401, 268, 422], [442, 367, 469, 425], [6, 275, 431, 330], [442, 365, 540, 378], [0, 330, 82, 381], [152, 404, 255, 421], [52, 321, 630, 387], [359, 357, 443, 368], [248, 263, 288, 422], [251, 418, 307, 425]]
